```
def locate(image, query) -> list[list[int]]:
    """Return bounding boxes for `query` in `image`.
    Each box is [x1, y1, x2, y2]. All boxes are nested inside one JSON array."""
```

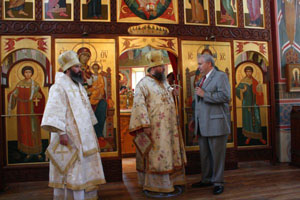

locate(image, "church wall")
[[272, 0, 300, 162], [0, 0, 278, 186]]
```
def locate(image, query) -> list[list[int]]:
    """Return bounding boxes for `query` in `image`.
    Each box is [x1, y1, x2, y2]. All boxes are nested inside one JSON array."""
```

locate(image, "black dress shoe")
[[213, 185, 224, 195], [191, 181, 213, 188]]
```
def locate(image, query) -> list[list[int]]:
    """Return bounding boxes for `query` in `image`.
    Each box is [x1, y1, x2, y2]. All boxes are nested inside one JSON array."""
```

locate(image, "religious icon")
[[6, 62, 46, 164], [184, 0, 209, 25], [119, 69, 131, 90], [215, 0, 238, 27], [236, 62, 268, 146], [55, 38, 117, 153], [117, 0, 178, 24], [43, 0, 73, 21], [80, 0, 110, 21], [292, 68, 300, 87], [3, 0, 35, 20], [88, 62, 108, 139], [124, 0, 171, 20], [243, 0, 264, 28], [77, 47, 93, 85], [181, 41, 234, 148], [75, 47, 108, 140], [286, 64, 300, 92]]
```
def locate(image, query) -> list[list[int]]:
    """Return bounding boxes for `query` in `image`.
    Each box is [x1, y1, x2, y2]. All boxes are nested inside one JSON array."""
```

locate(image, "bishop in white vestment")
[[41, 50, 106, 200]]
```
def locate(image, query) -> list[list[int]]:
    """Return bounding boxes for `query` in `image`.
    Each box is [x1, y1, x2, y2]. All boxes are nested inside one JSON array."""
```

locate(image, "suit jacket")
[[194, 69, 231, 137]]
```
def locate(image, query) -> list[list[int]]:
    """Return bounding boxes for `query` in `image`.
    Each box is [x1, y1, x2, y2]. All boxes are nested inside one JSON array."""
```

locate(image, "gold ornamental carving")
[[128, 24, 169, 36]]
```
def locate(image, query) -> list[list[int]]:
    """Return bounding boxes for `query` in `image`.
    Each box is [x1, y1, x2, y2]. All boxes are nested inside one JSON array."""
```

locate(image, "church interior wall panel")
[[1, 36, 51, 167], [0, 0, 278, 186], [5, 59, 49, 164], [120, 113, 136, 156], [0, 35, 53, 184], [102, 158, 123, 182], [208, 0, 215, 26], [235, 61, 269, 147], [0, 24, 271, 41], [35, 0, 42, 21], [233, 40, 275, 162], [272, 0, 300, 164], [267, 35, 279, 164], [4, 164, 49, 183], [0, 64, 5, 191], [290, 106, 300, 166], [238, 148, 272, 162], [276, 128, 291, 162], [237, 0, 245, 27]]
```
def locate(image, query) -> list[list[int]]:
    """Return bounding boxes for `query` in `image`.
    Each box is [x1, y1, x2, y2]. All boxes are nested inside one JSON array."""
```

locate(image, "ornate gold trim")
[[128, 24, 169, 36], [49, 179, 106, 191], [137, 165, 185, 175], [129, 124, 150, 133], [133, 133, 153, 159], [45, 148, 78, 174], [82, 148, 99, 157]]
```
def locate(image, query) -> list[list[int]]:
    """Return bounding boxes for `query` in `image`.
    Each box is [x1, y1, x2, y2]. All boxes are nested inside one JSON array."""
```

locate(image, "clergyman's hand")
[[60, 134, 69, 146], [143, 127, 151, 137]]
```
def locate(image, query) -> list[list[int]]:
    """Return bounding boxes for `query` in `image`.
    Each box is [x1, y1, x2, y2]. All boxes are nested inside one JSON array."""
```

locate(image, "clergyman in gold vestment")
[[41, 50, 106, 200], [129, 50, 187, 194]]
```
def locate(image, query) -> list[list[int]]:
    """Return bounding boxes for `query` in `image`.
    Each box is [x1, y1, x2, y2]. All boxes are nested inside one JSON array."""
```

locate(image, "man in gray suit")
[[191, 54, 231, 195]]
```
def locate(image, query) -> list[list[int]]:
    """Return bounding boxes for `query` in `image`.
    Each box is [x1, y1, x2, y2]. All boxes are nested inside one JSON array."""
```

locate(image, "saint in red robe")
[[8, 79, 45, 155]]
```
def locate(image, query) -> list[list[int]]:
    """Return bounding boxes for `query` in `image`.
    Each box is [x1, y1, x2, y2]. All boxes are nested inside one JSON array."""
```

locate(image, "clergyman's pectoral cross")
[[56, 146, 68, 161], [33, 98, 40, 106]]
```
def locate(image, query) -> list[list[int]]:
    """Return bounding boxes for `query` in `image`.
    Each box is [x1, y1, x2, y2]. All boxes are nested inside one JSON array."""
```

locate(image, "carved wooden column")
[[0, 66, 4, 191]]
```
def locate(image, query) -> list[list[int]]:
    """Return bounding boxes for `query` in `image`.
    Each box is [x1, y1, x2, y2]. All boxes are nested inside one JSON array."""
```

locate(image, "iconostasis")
[[0, 0, 275, 184], [1, 36, 52, 165]]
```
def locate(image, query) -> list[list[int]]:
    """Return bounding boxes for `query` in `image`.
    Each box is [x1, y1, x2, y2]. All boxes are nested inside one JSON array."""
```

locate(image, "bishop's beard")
[[152, 71, 166, 82], [70, 69, 84, 84]]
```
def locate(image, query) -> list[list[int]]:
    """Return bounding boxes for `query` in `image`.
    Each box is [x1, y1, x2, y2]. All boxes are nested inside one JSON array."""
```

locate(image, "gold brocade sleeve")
[[129, 80, 151, 133]]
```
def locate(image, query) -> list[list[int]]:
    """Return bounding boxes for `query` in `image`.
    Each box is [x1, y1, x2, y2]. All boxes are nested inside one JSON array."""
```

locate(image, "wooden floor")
[[1, 158, 300, 200]]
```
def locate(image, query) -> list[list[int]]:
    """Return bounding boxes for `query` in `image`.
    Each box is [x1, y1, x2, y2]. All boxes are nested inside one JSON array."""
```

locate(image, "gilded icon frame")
[[2, 0, 35, 20], [117, 0, 178, 24], [286, 64, 300, 92]]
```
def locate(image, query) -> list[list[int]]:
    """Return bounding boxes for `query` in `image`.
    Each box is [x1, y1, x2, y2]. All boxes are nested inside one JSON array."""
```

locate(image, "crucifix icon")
[[33, 98, 40, 106], [56, 146, 68, 161]]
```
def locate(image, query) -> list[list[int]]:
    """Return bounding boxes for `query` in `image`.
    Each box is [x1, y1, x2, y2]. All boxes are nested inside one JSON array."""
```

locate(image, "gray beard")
[[152, 71, 166, 82]]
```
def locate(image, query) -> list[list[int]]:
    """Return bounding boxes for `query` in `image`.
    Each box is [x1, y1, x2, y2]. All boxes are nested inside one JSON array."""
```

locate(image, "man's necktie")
[[199, 75, 206, 88], [197, 75, 206, 101]]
